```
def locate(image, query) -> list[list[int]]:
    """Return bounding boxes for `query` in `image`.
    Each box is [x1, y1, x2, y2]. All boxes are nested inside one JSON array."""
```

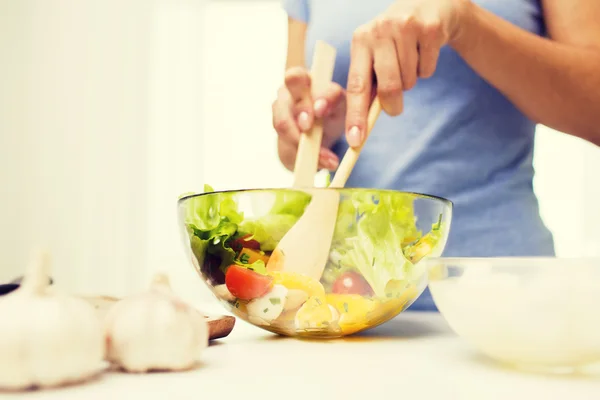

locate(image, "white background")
[[1, 0, 599, 305]]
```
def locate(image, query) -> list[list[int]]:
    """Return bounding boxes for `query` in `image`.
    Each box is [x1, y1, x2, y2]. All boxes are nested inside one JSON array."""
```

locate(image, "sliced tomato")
[[225, 265, 273, 300], [332, 272, 374, 296], [231, 234, 261, 252]]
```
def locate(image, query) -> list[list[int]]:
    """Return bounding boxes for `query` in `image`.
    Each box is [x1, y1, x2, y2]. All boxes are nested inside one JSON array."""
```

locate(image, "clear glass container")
[[178, 188, 452, 339]]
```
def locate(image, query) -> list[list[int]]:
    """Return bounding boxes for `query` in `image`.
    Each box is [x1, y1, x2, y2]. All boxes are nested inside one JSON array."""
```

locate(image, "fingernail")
[[298, 111, 310, 131], [347, 126, 362, 147], [313, 99, 327, 117]]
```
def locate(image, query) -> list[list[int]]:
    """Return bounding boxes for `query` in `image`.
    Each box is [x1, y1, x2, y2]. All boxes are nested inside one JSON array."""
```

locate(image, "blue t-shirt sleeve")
[[281, 0, 310, 22]]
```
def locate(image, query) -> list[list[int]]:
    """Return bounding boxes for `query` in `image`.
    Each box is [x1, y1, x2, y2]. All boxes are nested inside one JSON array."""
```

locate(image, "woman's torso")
[[295, 0, 555, 310]]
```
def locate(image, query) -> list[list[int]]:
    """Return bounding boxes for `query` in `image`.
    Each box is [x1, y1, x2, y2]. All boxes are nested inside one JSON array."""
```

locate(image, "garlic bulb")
[[0, 250, 105, 390], [104, 273, 209, 373]]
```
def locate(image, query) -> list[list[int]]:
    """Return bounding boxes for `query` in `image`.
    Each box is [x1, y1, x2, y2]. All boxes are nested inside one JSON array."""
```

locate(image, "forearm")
[[451, 3, 600, 144]]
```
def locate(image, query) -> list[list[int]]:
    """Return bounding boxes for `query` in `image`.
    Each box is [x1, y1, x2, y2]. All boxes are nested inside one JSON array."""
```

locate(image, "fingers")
[[418, 21, 444, 78], [285, 67, 313, 132], [319, 147, 340, 170], [345, 27, 374, 148], [371, 19, 403, 117], [394, 17, 419, 91], [282, 67, 347, 128], [313, 83, 345, 119], [273, 67, 343, 171], [272, 87, 301, 147], [343, 7, 448, 149], [277, 136, 340, 172]]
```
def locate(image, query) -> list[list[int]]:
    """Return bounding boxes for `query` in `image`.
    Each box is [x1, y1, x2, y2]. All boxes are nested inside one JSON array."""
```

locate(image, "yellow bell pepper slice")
[[268, 271, 326, 299]]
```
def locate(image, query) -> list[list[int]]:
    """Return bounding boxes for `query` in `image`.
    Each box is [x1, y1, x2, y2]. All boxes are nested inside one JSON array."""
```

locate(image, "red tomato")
[[225, 265, 273, 300], [231, 234, 261, 252], [332, 272, 374, 296]]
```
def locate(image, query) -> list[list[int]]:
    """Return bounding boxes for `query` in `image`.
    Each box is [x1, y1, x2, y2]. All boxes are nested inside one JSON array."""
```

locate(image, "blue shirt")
[[281, 0, 555, 311]]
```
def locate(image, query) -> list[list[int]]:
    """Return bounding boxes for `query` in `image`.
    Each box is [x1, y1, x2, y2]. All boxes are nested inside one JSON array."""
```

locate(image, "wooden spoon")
[[329, 97, 382, 188], [265, 41, 337, 273], [267, 95, 383, 280], [291, 40, 337, 187]]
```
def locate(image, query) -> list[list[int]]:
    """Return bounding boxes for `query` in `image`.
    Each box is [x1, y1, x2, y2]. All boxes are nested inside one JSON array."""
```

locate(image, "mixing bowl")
[[426, 257, 600, 373], [178, 187, 452, 338]]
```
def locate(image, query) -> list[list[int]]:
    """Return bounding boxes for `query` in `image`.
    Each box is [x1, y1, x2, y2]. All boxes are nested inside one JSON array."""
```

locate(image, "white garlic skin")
[[104, 274, 209, 373], [0, 253, 105, 390]]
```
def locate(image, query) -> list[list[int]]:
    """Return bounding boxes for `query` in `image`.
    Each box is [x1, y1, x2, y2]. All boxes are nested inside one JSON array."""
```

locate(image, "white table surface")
[[3, 311, 599, 400]]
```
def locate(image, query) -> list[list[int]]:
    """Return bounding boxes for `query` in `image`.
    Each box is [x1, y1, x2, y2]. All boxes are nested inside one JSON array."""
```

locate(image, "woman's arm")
[[452, 0, 600, 145]]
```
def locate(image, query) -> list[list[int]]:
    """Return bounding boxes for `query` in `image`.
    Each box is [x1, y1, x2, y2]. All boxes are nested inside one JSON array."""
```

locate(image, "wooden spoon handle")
[[292, 41, 337, 188], [329, 97, 382, 188]]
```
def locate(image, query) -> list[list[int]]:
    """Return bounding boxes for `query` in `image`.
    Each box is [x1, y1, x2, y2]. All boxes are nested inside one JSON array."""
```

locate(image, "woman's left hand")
[[345, 0, 471, 147]]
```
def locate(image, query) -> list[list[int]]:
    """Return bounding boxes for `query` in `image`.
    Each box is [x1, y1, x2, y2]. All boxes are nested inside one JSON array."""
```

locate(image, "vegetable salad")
[[182, 185, 445, 336]]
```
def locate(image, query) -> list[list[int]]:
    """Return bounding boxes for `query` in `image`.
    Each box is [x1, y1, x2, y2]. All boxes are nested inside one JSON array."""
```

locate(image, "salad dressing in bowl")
[[426, 257, 600, 373], [177, 186, 452, 339]]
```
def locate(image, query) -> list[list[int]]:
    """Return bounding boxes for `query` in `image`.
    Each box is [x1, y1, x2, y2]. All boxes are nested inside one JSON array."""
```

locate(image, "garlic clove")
[[104, 272, 209, 373], [0, 250, 105, 390], [23, 295, 105, 387]]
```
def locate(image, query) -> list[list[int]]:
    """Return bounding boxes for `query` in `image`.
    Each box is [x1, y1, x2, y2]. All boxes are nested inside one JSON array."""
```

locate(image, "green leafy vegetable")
[[325, 191, 426, 297], [184, 185, 244, 282], [237, 190, 311, 251], [184, 184, 243, 231], [183, 185, 311, 281], [238, 214, 298, 252], [182, 184, 445, 299], [268, 191, 311, 217]]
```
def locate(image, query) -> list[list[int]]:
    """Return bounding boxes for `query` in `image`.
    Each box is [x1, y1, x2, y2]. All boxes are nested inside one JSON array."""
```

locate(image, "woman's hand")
[[345, 0, 471, 147], [272, 67, 347, 171]]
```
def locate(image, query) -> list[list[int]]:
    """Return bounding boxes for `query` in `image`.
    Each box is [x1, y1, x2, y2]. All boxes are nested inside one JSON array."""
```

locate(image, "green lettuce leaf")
[[334, 191, 424, 297], [184, 184, 243, 231], [267, 190, 311, 217], [238, 214, 298, 251], [237, 190, 311, 251], [184, 185, 245, 283]]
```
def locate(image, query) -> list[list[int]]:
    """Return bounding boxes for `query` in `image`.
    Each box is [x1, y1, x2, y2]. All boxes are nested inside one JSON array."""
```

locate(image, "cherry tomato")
[[225, 265, 273, 300], [332, 272, 374, 296], [231, 234, 261, 252]]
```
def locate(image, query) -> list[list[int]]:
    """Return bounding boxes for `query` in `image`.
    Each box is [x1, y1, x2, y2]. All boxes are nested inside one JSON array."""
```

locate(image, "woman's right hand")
[[272, 67, 346, 172]]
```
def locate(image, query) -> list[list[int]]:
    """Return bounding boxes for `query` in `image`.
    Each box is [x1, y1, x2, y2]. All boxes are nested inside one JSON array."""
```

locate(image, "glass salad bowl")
[[425, 257, 600, 374], [178, 186, 453, 339]]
